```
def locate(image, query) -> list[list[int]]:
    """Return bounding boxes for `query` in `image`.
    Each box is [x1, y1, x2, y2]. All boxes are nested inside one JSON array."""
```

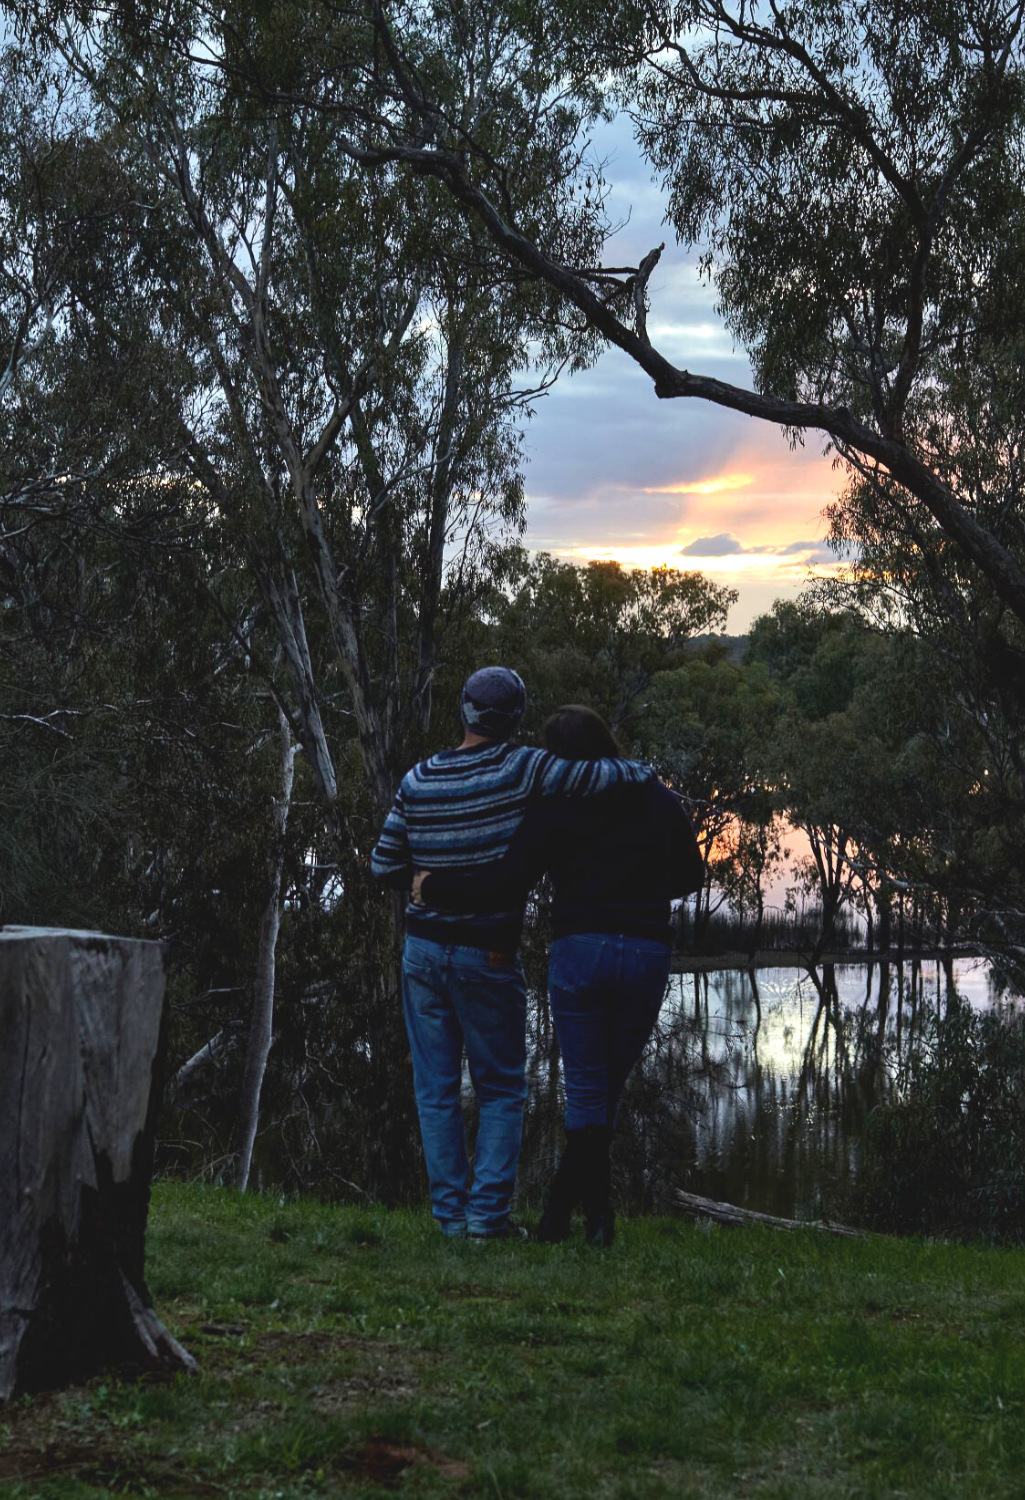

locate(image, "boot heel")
[[535, 1128, 585, 1243]]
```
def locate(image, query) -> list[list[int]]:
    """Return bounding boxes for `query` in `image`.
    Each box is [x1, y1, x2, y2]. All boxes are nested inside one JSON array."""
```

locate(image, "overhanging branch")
[[321, 126, 1025, 626]]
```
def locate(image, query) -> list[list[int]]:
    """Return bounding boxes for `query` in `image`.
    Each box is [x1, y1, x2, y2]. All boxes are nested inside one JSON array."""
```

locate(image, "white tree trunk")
[[169, 1023, 241, 1098], [234, 709, 297, 1192], [0, 927, 196, 1400]]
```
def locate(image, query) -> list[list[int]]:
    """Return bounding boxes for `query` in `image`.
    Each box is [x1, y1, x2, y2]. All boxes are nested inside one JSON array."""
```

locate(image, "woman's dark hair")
[[544, 704, 621, 760]]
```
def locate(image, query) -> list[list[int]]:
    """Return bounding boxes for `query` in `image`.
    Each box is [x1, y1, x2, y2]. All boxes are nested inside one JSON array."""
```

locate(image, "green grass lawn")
[[2, 1184, 1025, 1498]]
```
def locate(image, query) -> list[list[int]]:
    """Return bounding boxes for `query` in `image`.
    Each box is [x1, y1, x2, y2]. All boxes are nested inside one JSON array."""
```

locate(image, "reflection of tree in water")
[[518, 957, 994, 1218]]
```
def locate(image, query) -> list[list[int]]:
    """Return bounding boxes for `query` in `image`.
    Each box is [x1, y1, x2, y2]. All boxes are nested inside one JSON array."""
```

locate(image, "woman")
[[414, 705, 703, 1246]]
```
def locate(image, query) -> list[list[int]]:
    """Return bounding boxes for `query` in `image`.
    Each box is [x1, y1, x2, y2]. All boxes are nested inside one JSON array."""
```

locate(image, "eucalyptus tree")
[[635, 652, 782, 942], [20, 0, 583, 821], [3, 0, 605, 1195], [747, 600, 990, 957], [0, 37, 179, 601], [0, 35, 206, 924], [139, 0, 1023, 978], [290, 0, 1025, 634], [0, 34, 311, 1185], [491, 552, 736, 738], [822, 466, 1025, 973], [0, 47, 84, 456]]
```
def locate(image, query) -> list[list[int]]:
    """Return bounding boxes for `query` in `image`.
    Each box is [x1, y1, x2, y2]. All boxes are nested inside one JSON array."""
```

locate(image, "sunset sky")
[[519, 117, 848, 632]]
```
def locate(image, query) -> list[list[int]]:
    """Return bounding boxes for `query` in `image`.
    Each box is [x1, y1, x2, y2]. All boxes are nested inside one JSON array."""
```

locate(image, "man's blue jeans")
[[548, 933, 671, 1128], [402, 935, 528, 1236]]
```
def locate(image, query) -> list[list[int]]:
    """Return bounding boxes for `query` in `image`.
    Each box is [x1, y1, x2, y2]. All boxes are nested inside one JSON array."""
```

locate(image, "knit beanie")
[[460, 666, 527, 739]]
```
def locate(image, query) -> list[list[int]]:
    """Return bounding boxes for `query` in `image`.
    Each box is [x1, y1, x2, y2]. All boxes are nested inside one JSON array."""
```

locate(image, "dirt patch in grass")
[[252, 1328, 429, 1376], [0, 1444, 101, 1485], [0, 1444, 222, 1496], [189, 1327, 434, 1411], [343, 1439, 470, 1488], [185, 1325, 410, 1366], [0, 1430, 467, 1496], [0, 1329, 440, 1494], [860, 1301, 930, 1325]]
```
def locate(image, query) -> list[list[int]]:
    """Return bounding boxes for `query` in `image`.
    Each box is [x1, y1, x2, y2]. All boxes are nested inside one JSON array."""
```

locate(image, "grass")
[[3, 1185, 1025, 1497]]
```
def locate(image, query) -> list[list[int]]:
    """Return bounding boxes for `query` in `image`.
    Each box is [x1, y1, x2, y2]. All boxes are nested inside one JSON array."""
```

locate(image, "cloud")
[[680, 533, 745, 556], [777, 538, 830, 555], [675, 536, 851, 566], [775, 540, 855, 565]]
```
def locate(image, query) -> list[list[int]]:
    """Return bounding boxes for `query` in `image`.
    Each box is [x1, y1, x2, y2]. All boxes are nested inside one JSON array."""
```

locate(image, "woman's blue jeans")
[[548, 933, 671, 1129], [402, 935, 527, 1236]]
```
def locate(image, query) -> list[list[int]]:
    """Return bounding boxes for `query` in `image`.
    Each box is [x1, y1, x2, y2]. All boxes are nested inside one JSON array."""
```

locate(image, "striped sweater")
[[370, 741, 652, 950]]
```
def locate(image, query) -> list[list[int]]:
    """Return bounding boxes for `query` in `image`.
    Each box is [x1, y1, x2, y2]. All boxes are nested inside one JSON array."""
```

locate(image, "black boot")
[[581, 1124, 615, 1248], [536, 1129, 585, 1243]]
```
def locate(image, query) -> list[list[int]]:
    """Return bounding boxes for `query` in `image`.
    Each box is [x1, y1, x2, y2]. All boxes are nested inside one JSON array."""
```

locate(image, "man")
[[371, 666, 651, 1240]]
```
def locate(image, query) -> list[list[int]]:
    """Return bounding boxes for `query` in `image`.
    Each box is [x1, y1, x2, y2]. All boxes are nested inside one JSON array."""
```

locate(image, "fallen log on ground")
[[0, 926, 197, 1399], [676, 1190, 865, 1238]]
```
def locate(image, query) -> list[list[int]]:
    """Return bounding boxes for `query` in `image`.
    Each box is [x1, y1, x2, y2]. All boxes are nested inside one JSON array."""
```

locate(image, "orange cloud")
[[666, 443, 839, 546]]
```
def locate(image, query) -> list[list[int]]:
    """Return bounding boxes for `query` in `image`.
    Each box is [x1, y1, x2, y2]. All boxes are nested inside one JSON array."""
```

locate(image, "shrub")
[[854, 996, 1025, 1240]]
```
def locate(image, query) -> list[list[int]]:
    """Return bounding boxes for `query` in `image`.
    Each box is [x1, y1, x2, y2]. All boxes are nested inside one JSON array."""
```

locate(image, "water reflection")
[[520, 957, 1019, 1219]]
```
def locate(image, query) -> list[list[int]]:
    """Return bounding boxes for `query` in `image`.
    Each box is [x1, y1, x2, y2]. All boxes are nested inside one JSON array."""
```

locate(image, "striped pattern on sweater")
[[370, 741, 651, 949]]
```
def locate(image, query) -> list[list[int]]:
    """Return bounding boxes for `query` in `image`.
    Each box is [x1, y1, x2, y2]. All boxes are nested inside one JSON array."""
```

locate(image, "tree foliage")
[[3, 0, 1024, 1201], [255, 0, 1025, 631]]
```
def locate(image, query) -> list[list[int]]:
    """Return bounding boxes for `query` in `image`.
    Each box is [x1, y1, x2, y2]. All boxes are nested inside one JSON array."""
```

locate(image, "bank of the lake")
[[610, 955, 1013, 1224], [3, 1184, 1024, 1498]]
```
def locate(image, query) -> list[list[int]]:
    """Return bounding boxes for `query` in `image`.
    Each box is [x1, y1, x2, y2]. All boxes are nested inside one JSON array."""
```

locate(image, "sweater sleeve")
[[532, 751, 652, 797], [419, 805, 549, 913], [652, 781, 705, 897], [370, 782, 413, 890]]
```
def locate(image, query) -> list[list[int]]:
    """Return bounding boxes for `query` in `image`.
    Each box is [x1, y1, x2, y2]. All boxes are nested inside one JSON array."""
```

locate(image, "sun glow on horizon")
[[561, 542, 848, 578], [524, 440, 850, 618], [642, 473, 755, 496]]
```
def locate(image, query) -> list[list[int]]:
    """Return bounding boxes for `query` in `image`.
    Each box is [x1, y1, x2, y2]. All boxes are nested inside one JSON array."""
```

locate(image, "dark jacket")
[[420, 779, 704, 945]]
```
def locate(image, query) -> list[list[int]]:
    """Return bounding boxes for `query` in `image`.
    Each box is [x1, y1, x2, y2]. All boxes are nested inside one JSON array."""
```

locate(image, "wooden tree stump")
[[0, 927, 196, 1399]]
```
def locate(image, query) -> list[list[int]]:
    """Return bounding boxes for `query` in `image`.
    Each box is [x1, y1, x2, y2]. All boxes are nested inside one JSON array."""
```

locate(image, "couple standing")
[[371, 666, 703, 1244]]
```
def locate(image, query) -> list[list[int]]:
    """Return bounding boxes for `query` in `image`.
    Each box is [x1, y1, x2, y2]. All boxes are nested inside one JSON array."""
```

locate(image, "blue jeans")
[[402, 935, 528, 1235], [548, 934, 671, 1129]]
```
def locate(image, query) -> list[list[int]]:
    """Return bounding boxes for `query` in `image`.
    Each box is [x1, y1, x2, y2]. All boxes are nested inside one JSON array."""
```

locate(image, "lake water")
[[519, 957, 1020, 1220]]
